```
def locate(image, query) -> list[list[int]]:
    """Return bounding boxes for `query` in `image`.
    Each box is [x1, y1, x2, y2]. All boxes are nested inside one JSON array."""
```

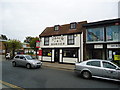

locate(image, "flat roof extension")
[[83, 18, 120, 27]]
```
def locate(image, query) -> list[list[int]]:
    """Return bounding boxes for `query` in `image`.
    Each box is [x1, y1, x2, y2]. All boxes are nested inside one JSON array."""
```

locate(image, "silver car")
[[12, 55, 42, 69], [74, 59, 120, 82]]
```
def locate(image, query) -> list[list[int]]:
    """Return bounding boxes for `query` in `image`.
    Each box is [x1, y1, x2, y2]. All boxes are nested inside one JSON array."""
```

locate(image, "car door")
[[19, 56, 27, 66], [14, 56, 21, 65], [86, 61, 103, 77], [102, 61, 118, 79]]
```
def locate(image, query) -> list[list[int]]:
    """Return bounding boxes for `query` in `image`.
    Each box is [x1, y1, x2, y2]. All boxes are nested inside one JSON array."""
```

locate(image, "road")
[[1, 60, 120, 89]]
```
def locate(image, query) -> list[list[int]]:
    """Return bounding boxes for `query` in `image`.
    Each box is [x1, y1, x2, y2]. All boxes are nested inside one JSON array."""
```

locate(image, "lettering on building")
[[50, 36, 65, 46]]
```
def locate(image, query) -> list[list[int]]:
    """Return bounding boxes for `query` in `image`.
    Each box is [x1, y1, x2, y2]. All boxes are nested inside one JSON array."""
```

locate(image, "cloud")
[[0, 0, 119, 42]]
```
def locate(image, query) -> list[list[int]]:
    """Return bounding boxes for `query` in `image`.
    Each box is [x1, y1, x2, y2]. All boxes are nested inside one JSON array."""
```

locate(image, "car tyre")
[[82, 71, 91, 79], [26, 64, 31, 69], [12, 62, 16, 67]]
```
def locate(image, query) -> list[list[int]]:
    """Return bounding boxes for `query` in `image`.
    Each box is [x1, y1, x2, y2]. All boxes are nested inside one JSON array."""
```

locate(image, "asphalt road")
[[1, 60, 120, 89]]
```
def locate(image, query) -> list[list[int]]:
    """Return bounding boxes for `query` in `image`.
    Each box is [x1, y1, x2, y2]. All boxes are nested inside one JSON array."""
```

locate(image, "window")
[[25, 55, 33, 60], [70, 23, 76, 29], [106, 25, 120, 42], [86, 61, 101, 67], [44, 37, 49, 45], [87, 27, 104, 42], [42, 49, 52, 57], [15, 56, 19, 58], [20, 56, 25, 60], [103, 62, 116, 69], [54, 25, 59, 31], [67, 35, 74, 45], [63, 49, 78, 58]]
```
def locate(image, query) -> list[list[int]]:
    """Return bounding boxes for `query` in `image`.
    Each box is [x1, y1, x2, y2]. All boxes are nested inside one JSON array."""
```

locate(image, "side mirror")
[[23, 58, 26, 60], [116, 67, 120, 70]]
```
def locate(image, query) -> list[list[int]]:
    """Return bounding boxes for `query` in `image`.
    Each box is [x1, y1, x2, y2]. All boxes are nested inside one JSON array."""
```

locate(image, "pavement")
[[42, 62, 75, 71]]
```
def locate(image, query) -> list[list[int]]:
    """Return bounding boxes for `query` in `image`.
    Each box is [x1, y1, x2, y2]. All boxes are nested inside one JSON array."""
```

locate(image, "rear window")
[[86, 61, 101, 67]]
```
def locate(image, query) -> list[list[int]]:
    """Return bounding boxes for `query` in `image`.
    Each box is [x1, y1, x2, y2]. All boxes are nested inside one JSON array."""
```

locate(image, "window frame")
[[86, 61, 101, 67], [19, 56, 26, 60], [15, 56, 19, 59], [67, 35, 74, 45], [54, 25, 59, 31], [70, 23, 76, 29], [102, 61, 117, 69], [86, 27, 104, 43], [63, 48, 78, 58], [42, 49, 52, 57], [44, 37, 49, 45], [106, 25, 120, 42]]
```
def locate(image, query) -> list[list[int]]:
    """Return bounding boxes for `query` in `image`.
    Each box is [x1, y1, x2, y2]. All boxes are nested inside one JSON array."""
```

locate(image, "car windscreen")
[[25, 55, 33, 60]]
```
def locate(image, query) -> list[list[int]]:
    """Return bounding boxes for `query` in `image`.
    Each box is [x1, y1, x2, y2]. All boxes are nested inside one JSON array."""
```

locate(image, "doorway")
[[92, 50, 102, 59], [54, 49, 60, 62]]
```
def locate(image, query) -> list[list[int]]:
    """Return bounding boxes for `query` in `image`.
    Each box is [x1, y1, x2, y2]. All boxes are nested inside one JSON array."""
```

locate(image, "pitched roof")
[[40, 21, 87, 37]]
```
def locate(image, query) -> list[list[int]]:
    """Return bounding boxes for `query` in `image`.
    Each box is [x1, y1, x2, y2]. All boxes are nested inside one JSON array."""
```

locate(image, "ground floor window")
[[63, 48, 78, 58], [107, 49, 120, 66], [42, 49, 52, 57]]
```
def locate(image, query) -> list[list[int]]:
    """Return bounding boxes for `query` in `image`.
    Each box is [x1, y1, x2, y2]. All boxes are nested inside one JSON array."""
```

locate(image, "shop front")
[[83, 18, 120, 65], [39, 21, 87, 64], [41, 47, 79, 63], [107, 44, 120, 65]]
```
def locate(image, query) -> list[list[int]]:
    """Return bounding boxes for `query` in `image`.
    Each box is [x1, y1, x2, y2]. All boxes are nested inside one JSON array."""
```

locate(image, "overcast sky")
[[0, 0, 119, 42]]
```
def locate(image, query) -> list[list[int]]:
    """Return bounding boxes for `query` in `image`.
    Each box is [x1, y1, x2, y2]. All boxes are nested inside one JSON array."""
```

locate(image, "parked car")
[[74, 59, 120, 82], [12, 55, 42, 69]]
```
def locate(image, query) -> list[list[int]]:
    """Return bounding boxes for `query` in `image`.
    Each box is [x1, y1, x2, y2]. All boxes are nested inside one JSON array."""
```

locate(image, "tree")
[[29, 37, 39, 59], [3, 41, 10, 57], [0, 34, 8, 40], [24, 36, 34, 43], [9, 40, 22, 59]]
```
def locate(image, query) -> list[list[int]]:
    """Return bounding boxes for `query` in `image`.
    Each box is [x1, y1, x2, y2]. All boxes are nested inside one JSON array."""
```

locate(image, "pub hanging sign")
[[36, 41, 40, 48]]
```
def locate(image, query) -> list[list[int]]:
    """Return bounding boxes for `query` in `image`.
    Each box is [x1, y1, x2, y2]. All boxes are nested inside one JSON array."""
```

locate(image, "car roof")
[[15, 55, 30, 57], [85, 59, 111, 62]]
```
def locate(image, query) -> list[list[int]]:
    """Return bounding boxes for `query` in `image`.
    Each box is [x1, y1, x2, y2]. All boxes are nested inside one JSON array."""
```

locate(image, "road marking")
[[0, 80, 25, 90]]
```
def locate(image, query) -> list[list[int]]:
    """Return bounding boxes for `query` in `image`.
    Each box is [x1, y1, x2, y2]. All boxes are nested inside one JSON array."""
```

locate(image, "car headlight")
[[33, 62, 36, 65]]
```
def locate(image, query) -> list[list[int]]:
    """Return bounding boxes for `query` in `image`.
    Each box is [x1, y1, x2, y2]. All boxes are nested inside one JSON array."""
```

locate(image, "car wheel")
[[82, 71, 91, 79], [12, 62, 16, 67], [26, 64, 31, 69]]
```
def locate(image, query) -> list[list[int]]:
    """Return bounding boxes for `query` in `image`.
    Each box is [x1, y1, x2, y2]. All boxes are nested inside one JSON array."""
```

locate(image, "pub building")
[[39, 21, 87, 64], [83, 18, 120, 64]]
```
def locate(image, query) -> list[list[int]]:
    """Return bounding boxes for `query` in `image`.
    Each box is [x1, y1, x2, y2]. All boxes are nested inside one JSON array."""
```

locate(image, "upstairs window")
[[106, 25, 120, 42], [54, 25, 59, 31], [67, 35, 74, 45], [87, 27, 104, 42], [70, 22, 76, 29], [44, 37, 49, 45]]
